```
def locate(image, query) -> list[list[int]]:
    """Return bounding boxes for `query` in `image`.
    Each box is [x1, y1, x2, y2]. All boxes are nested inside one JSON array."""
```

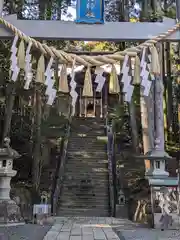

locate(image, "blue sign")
[[76, 0, 104, 24]]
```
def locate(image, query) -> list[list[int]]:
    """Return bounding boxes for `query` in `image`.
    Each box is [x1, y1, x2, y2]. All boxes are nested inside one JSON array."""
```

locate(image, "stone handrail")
[[52, 108, 72, 215], [106, 122, 116, 217]]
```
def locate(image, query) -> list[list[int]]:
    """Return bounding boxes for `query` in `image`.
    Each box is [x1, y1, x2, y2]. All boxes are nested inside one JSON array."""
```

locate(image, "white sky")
[[61, 6, 76, 21]]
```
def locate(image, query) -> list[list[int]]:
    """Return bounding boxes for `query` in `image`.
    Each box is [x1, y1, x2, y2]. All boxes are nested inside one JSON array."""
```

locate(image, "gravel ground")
[[0, 224, 52, 240]]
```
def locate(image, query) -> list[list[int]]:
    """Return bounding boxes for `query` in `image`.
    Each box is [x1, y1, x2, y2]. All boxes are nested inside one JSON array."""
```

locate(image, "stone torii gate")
[[0, 1, 179, 169]]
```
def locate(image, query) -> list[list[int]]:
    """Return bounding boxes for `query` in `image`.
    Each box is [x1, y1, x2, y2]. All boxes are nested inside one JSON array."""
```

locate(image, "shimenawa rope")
[[0, 17, 179, 66]]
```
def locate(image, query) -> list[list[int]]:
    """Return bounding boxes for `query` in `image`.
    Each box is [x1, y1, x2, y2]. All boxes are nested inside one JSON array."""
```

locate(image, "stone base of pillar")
[[115, 204, 128, 218], [0, 199, 24, 224]]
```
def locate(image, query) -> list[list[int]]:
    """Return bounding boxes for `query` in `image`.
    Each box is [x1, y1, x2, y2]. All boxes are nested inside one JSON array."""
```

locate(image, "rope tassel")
[[58, 65, 69, 93], [82, 67, 93, 97], [133, 55, 141, 84], [150, 45, 161, 75], [36, 54, 45, 83], [17, 39, 25, 69], [109, 64, 119, 94]]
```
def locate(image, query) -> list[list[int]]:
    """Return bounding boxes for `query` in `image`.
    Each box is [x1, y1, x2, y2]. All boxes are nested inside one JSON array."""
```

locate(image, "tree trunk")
[[129, 101, 140, 153], [154, 44, 165, 151], [2, 82, 16, 142], [151, 0, 157, 13], [165, 42, 173, 141], [140, 92, 151, 171], [140, 83, 155, 171], [39, 0, 46, 19], [32, 85, 42, 191], [141, 0, 149, 21]]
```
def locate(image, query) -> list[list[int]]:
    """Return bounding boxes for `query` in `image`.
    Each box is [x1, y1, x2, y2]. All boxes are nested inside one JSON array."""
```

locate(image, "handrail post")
[[107, 123, 116, 217]]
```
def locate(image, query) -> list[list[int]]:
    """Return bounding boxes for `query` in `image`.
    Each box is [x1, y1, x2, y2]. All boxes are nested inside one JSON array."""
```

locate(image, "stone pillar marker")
[[0, 138, 23, 224]]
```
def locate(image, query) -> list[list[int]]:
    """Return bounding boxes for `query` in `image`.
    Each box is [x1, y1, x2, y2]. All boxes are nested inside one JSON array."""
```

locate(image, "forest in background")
[[0, 0, 179, 208]]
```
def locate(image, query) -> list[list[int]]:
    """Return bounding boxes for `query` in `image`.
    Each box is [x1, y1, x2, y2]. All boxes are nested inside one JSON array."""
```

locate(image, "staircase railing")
[[106, 119, 116, 217], [52, 112, 72, 215]]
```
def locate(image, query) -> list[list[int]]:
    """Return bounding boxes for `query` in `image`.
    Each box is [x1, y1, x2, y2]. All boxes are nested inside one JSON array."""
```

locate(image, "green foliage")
[[164, 6, 176, 19], [108, 104, 127, 134]]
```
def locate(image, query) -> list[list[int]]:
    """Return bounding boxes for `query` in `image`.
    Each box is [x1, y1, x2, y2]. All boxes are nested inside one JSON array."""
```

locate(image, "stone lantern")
[[116, 189, 128, 218], [136, 138, 172, 178], [0, 138, 23, 224], [118, 189, 126, 205], [135, 138, 177, 229], [143, 139, 171, 178]]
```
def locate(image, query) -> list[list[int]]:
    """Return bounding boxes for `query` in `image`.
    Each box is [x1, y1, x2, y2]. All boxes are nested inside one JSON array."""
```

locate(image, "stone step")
[[66, 158, 108, 161], [59, 206, 110, 212], [64, 166, 108, 170], [71, 123, 105, 127], [65, 159, 108, 163], [57, 208, 109, 217], [65, 166, 108, 171], [61, 189, 109, 195], [65, 160, 107, 164], [63, 179, 109, 185], [68, 143, 105, 146], [65, 159, 108, 164], [64, 166, 108, 171], [41, 169, 56, 174], [62, 180, 109, 185], [61, 187, 109, 195], [60, 200, 109, 207], [67, 150, 106, 154], [70, 136, 105, 139], [60, 196, 109, 202], [60, 201, 109, 208], [63, 174, 109, 179], [66, 158, 108, 165], [68, 143, 106, 147], [68, 142, 106, 147], [69, 136, 106, 139], [69, 133, 106, 137], [64, 171, 108, 176], [64, 165, 108, 170], [64, 175, 109, 181], [60, 195, 109, 202], [71, 125, 105, 129], [72, 118, 105, 122], [67, 149, 106, 153], [61, 190, 109, 197], [65, 165, 108, 169], [64, 173, 109, 179]]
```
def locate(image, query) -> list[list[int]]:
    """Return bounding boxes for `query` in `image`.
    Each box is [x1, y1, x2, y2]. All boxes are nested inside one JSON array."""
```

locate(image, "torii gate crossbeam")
[[0, 15, 179, 42]]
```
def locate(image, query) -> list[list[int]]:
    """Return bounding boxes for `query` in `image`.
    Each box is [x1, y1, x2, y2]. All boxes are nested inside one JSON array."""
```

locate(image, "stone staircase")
[[57, 117, 110, 216]]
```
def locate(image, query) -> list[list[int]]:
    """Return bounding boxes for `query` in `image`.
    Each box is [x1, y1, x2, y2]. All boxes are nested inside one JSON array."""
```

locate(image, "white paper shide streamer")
[[95, 67, 106, 92], [24, 42, 33, 89], [10, 36, 20, 82], [140, 48, 152, 97], [45, 57, 57, 105], [70, 59, 78, 116], [121, 55, 134, 102], [147, 53, 155, 81]]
